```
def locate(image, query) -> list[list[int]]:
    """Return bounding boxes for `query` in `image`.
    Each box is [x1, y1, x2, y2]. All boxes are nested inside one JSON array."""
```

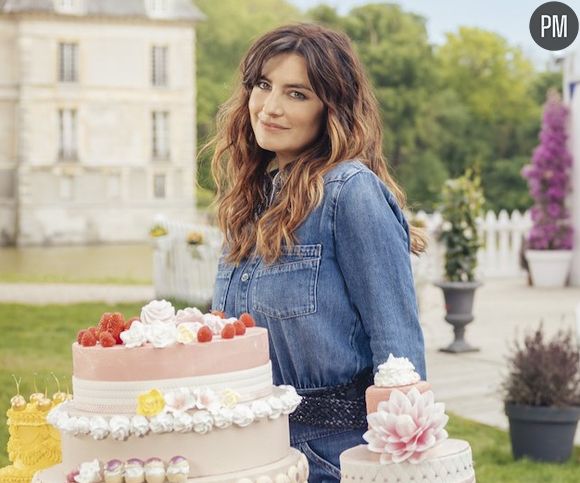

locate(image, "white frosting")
[[266, 396, 284, 419], [150, 412, 174, 434], [211, 407, 233, 429], [90, 416, 110, 440], [75, 416, 91, 435], [109, 415, 131, 441], [192, 410, 213, 434], [172, 411, 193, 433], [51, 386, 301, 438], [120, 321, 148, 349], [202, 313, 227, 335], [124, 464, 144, 479], [63, 415, 78, 434], [130, 415, 150, 437], [279, 386, 302, 414], [140, 300, 176, 325], [374, 353, 421, 387], [75, 459, 102, 483], [167, 459, 189, 476], [147, 321, 178, 348], [175, 322, 203, 344], [232, 404, 255, 427], [251, 400, 273, 419], [175, 307, 204, 325]]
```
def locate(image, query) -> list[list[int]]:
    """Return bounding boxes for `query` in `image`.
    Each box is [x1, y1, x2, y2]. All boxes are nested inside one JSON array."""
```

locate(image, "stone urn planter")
[[505, 403, 580, 462], [435, 281, 482, 353], [525, 249, 573, 288]]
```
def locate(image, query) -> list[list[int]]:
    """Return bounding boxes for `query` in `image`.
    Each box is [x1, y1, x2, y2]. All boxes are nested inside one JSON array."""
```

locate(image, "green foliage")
[[482, 156, 533, 213], [438, 170, 485, 281], [194, 0, 304, 190], [396, 151, 448, 212], [193, 1, 559, 212]]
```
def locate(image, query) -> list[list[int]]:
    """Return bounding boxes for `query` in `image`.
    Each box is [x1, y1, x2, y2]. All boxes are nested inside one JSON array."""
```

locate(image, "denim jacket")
[[211, 159, 426, 400]]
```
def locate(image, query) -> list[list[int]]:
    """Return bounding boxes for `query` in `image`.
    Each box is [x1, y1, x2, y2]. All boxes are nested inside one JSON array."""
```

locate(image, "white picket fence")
[[152, 210, 532, 304]]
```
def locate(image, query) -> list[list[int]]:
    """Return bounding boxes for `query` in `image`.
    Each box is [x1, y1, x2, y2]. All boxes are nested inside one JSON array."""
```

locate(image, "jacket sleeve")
[[334, 170, 426, 379]]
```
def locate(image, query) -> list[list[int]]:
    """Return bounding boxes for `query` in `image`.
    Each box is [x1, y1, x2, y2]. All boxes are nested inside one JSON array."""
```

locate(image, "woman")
[[208, 23, 427, 482]]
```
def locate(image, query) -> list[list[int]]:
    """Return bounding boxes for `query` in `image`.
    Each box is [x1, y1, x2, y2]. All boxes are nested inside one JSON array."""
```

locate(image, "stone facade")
[[0, 0, 204, 245]]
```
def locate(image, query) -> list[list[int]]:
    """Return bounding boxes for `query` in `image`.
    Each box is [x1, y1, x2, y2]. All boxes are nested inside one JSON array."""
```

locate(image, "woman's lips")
[[260, 120, 289, 131]]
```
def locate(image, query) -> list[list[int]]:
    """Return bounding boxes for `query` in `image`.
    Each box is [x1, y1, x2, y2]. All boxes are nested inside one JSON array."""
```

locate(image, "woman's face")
[[249, 53, 325, 169]]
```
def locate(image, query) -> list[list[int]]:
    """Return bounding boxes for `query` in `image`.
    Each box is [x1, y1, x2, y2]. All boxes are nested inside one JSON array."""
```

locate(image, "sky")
[[288, 0, 580, 70]]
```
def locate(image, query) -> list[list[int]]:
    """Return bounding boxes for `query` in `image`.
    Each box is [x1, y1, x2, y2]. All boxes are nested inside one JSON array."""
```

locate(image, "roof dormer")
[[53, 0, 86, 15], [145, 0, 170, 19]]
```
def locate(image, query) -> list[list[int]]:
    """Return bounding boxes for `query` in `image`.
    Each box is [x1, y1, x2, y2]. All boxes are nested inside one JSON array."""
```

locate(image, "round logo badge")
[[530, 2, 578, 50]]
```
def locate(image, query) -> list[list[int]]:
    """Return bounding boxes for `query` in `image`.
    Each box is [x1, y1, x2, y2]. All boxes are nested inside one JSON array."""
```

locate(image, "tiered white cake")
[[32, 301, 309, 482], [340, 355, 475, 483]]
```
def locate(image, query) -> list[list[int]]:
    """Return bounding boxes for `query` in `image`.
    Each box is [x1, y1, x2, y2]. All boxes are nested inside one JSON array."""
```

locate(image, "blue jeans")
[[291, 425, 365, 482]]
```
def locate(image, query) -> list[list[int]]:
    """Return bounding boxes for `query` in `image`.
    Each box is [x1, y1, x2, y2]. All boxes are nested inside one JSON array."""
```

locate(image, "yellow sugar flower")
[[137, 389, 165, 417], [220, 389, 240, 408]]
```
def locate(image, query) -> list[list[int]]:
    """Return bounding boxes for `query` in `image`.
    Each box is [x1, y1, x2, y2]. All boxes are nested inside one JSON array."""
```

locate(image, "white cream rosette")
[[130, 415, 150, 437], [251, 400, 273, 419], [109, 415, 131, 441], [266, 396, 284, 419], [202, 313, 227, 335], [172, 411, 194, 433], [75, 416, 91, 436], [90, 416, 110, 440], [176, 322, 203, 344], [175, 307, 204, 324], [150, 412, 174, 434], [375, 353, 421, 387], [140, 299, 176, 325], [147, 321, 178, 348], [120, 320, 148, 348], [211, 407, 234, 429], [75, 459, 103, 483], [232, 404, 255, 427], [192, 410, 214, 434]]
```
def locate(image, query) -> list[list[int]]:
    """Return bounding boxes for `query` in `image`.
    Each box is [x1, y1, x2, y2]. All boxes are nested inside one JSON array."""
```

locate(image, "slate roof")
[[0, 0, 205, 21]]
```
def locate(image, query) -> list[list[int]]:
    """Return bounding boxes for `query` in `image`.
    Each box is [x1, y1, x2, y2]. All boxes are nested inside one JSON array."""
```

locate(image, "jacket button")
[[241, 273, 249, 282]]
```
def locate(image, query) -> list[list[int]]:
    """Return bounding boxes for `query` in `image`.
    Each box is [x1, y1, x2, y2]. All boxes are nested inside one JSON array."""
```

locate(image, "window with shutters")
[[58, 42, 78, 82], [58, 109, 78, 161], [152, 111, 170, 160], [152, 46, 168, 86]]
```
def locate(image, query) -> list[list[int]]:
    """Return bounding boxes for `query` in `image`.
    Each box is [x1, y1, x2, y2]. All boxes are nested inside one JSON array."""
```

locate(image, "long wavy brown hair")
[[207, 23, 427, 265]]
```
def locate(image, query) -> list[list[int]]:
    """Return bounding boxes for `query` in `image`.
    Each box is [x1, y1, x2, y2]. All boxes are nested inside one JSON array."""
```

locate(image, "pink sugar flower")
[[363, 388, 448, 464]]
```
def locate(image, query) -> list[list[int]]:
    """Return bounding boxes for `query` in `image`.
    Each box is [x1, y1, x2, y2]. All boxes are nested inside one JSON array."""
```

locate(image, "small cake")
[[340, 354, 475, 483], [0, 382, 64, 482], [365, 353, 431, 414]]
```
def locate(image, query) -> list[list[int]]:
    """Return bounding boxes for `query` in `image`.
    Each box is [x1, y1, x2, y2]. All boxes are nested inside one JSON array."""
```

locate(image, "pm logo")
[[530, 2, 578, 50]]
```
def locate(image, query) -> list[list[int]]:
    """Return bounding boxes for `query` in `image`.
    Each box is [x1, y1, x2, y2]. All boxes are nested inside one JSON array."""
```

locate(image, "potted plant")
[[435, 169, 485, 353], [521, 90, 574, 287], [502, 325, 580, 462], [149, 223, 170, 250], [186, 230, 205, 259]]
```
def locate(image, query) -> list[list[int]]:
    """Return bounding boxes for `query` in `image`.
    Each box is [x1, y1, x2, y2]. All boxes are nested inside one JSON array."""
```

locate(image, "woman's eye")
[[256, 81, 270, 90], [290, 91, 306, 100]]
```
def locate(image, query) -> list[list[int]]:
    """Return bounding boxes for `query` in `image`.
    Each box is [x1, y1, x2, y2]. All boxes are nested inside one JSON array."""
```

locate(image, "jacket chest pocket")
[[212, 258, 235, 312], [251, 244, 322, 320]]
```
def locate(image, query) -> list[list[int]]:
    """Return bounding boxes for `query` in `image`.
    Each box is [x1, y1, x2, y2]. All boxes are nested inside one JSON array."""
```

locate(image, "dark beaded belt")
[[289, 367, 373, 430]]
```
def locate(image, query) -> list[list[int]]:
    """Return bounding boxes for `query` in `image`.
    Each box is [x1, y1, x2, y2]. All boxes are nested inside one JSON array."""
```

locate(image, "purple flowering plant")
[[522, 90, 574, 250]]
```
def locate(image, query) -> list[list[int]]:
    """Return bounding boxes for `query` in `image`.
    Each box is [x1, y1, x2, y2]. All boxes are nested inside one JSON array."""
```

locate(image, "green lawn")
[[1, 303, 579, 481]]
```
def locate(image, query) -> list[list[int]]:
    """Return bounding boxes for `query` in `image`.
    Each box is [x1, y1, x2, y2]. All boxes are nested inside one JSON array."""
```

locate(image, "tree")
[[194, 0, 303, 190]]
